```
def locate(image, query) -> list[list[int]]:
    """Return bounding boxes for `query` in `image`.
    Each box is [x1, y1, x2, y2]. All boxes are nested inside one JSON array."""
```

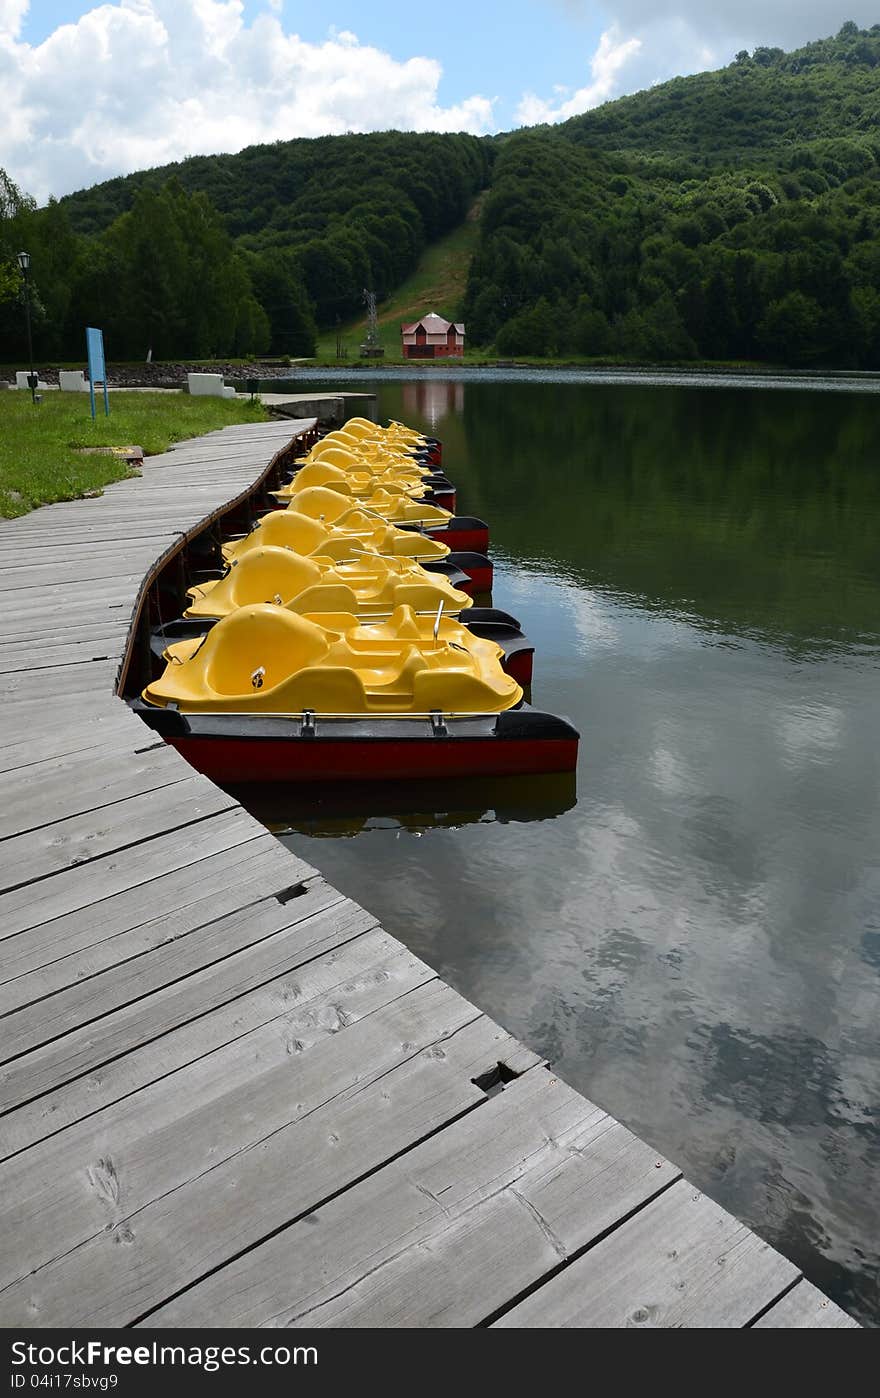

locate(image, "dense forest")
[[0, 133, 488, 361], [464, 24, 880, 365], [3, 25, 880, 367]]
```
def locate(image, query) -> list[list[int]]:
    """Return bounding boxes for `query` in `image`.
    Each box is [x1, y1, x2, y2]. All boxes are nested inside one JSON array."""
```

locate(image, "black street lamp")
[[17, 251, 36, 405]]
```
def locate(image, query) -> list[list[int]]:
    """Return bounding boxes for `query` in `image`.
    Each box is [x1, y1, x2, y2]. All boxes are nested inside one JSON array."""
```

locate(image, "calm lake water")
[[245, 372, 880, 1324]]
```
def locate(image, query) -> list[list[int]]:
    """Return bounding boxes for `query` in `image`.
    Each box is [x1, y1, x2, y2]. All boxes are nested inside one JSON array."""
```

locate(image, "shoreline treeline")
[[465, 25, 880, 366], [4, 27, 880, 369], [0, 133, 488, 363]]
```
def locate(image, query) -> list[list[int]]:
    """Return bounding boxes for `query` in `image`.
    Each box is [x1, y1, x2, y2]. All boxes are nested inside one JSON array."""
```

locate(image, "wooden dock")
[[0, 420, 857, 1329]]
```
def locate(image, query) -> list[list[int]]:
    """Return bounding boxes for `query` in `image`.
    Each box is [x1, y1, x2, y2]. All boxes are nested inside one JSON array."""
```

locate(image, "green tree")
[[758, 290, 827, 363], [248, 251, 317, 356]]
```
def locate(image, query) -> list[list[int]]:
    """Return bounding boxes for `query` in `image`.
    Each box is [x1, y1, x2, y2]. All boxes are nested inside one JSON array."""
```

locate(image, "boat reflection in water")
[[232, 769, 576, 839]]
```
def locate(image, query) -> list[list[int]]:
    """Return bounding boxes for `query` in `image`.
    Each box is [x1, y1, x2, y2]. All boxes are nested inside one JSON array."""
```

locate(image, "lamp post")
[[17, 251, 36, 405]]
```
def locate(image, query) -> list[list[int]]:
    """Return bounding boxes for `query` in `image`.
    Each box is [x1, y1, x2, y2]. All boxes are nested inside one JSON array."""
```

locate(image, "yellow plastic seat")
[[144, 604, 520, 716], [185, 547, 472, 621], [308, 605, 484, 648], [284, 486, 364, 524], [343, 488, 450, 526], [222, 510, 346, 564], [186, 548, 325, 618], [313, 430, 362, 451]]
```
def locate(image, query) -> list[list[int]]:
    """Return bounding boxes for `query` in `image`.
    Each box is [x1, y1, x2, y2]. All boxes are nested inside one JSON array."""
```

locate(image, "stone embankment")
[[0, 360, 299, 390]]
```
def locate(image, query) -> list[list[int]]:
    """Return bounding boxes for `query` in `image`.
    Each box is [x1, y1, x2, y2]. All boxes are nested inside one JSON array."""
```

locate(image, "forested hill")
[[0, 132, 488, 362], [59, 132, 489, 320], [464, 24, 880, 365], [5, 25, 880, 368], [564, 24, 880, 157]]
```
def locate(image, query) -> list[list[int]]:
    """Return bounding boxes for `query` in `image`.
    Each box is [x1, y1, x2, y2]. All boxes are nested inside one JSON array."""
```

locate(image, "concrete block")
[[15, 371, 49, 391], [59, 370, 89, 392], [187, 372, 230, 397]]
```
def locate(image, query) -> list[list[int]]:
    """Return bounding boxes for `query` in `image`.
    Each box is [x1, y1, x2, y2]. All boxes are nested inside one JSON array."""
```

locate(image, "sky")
[[1, 2, 876, 203]]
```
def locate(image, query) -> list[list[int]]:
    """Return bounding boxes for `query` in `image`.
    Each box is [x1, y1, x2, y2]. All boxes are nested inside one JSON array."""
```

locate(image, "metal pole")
[[22, 267, 35, 405]]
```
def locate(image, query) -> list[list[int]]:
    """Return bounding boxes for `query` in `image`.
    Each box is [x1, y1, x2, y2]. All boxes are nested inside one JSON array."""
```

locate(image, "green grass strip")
[[0, 390, 269, 518]]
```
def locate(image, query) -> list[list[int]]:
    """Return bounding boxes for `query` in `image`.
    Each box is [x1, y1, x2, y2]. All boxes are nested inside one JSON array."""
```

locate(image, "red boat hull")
[[443, 552, 494, 592], [131, 701, 578, 786], [428, 488, 456, 512], [167, 733, 576, 784], [502, 649, 533, 686], [462, 562, 493, 592], [425, 522, 489, 553]]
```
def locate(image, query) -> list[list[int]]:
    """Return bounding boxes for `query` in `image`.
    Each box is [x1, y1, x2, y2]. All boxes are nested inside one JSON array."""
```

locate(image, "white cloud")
[[608, 1, 880, 93], [0, 1, 495, 202], [0, 0, 28, 39], [605, 2, 877, 52], [517, 26, 641, 124]]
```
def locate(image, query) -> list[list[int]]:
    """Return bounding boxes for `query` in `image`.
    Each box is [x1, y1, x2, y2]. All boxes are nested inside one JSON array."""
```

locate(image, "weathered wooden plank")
[[0, 555, 161, 590], [0, 898, 377, 1130], [0, 876, 353, 1071], [0, 833, 301, 997], [276, 1084, 682, 1328], [0, 696, 123, 746], [0, 604, 130, 640], [492, 1178, 799, 1328], [1, 922, 380, 1163], [0, 608, 130, 639], [0, 961, 462, 1310], [145, 1067, 672, 1328], [753, 1279, 860, 1328], [0, 1006, 524, 1327], [0, 905, 375, 1160], [0, 532, 171, 557], [0, 779, 236, 894], [0, 579, 141, 609], [0, 805, 264, 940], [0, 711, 143, 775], [0, 513, 203, 533], [0, 633, 131, 676], [0, 743, 188, 840], [0, 607, 129, 642], [0, 659, 119, 707], [0, 614, 131, 642]]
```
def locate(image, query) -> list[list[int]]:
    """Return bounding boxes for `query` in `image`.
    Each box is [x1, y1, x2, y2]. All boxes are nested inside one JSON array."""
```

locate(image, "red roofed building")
[[401, 311, 465, 360]]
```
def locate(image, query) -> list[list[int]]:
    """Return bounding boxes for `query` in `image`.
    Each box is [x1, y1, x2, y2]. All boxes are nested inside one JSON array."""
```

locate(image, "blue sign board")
[[86, 326, 110, 419]]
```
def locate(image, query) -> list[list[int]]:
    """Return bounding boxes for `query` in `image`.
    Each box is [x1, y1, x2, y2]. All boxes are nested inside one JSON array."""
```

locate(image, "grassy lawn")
[[0, 391, 269, 518], [316, 195, 485, 363]]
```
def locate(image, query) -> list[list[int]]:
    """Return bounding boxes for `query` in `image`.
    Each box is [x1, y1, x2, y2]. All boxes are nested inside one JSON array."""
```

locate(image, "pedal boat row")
[[133, 418, 579, 783]]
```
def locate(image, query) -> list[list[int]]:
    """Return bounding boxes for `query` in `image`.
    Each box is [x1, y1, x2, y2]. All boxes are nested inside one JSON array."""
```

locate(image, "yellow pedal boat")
[[221, 508, 451, 566], [303, 442, 421, 471], [289, 484, 452, 529], [185, 546, 472, 621], [272, 460, 430, 504], [344, 416, 427, 445], [145, 603, 521, 716]]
